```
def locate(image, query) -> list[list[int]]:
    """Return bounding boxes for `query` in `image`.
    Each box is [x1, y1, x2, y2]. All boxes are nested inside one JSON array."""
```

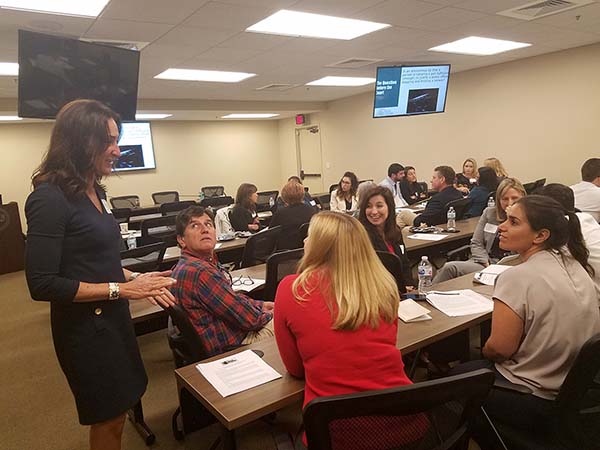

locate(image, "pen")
[[222, 358, 237, 365], [428, 291, 460, 295]]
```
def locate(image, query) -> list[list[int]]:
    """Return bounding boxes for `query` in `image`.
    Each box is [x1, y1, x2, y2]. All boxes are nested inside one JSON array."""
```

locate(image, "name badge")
[[400, 244, 405, 254], [101, 199, 113, 214], [309, 200, 316, 206], [484, 223, 498, 234]]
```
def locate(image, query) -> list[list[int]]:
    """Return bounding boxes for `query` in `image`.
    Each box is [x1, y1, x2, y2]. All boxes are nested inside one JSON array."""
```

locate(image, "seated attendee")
[[270, 180, 317, 250], [356, 180, 376, 202], [398, 166, 463, 227], [453, 195, 600, 449], [399, 166, 428, 205], [570, 158, 600, 222], [466, 166, 498, 217], [275, 212, 425, 445], [538, 183, 600, 303], [358, 186, 412, 287], [483, 157, 509, 179], [171, 206, 274, 356], [230, 182, 260, 232], [379, 162, 408, 207], [433, 178, 526, 283], [455, 157, 478, 193], [275, 175, 318, 211], [330, 171, 359, 213]]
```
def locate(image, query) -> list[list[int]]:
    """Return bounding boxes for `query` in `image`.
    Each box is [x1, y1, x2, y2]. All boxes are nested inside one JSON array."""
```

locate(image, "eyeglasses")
[[232, 275, 254, 286]]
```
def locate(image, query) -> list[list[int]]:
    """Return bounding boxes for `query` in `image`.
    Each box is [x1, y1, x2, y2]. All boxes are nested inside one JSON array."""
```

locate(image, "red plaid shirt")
[[171, 249, 272, 356]]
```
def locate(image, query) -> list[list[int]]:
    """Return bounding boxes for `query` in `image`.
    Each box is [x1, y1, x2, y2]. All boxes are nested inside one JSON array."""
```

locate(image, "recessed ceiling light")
[[221, 113, 280, 119], [306, 76, 375, 87], [155, 68, 256, 83], [0, 62, 18, 76], [0, 0, 110, 17], [0, 116, 23, 121], [246, 10, 390, 40], [135, 113, 172, 120], [429, 36, 531, 56]]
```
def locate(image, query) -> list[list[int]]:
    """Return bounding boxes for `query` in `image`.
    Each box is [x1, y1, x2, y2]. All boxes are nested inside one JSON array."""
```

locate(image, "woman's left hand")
[[144, 288, 176, 308]]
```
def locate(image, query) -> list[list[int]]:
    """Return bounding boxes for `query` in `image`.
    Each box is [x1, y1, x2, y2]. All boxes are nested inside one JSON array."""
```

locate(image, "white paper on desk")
[[196, 349, 282, 397], [473, 265, 512, 286], [407, 233, 448, 241], [232, 278, 266, 292], [426, 289, 493, 317], [215, 243, 222, 249], [398, 299, 432, 322]]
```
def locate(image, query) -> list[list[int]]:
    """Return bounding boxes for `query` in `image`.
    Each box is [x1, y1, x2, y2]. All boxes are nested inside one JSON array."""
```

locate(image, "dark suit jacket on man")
[[413, 186, 463, 226]]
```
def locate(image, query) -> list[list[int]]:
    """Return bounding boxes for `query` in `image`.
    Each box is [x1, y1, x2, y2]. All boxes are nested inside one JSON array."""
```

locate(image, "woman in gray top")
[[433, 178, 526, 283]]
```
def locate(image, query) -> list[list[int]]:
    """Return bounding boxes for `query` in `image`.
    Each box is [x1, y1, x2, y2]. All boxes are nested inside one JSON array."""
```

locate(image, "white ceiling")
[[0, 0, 599, 119]]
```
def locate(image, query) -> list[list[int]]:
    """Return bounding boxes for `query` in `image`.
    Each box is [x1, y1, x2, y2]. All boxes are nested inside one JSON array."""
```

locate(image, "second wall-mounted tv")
[[373, 64, 450, 118], [115, 122, 156, 172]]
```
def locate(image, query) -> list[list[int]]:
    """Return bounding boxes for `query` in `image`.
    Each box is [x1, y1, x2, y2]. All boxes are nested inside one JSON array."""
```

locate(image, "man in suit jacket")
[[412, 166, 463, 226]]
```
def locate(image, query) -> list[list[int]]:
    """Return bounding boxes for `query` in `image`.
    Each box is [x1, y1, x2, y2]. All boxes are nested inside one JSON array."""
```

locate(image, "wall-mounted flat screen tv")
[[115, 122, 156, 172], [373, 64, 450, 118], [18, 30, 140, 120]]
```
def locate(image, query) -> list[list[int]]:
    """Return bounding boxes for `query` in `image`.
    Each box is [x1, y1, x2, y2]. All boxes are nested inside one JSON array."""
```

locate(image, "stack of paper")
[[426, 289, 493, 317], [398, 299, 432, 322], [407, 233, 448, 241], [473, 264, 512, 286], [196, 349, 282, 397]]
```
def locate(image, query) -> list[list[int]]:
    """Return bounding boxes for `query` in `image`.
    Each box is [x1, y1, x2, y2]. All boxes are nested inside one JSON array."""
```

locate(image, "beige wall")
[[281, 43, 600, 190], [0, 120, 282, 227]]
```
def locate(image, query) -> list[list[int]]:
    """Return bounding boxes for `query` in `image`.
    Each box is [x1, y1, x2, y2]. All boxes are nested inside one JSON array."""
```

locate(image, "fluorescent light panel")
[[222, 114, 279, 119], [429, 36, 531, 56], [0, 62, 18, 76], [0, 116, 22, 121], [246, 10, 390, 40], [0, 0, 110, 17], [306, 76, 375, 87], [155, 68, 255, 83], [135, 113, 172, 120]]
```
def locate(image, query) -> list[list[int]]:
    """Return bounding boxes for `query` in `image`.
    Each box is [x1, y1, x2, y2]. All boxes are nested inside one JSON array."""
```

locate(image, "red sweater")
[[274, 274, 414, 409]]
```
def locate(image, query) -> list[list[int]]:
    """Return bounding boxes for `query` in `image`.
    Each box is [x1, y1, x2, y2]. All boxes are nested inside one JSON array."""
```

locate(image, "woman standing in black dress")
[[25, 100, 176, 450]]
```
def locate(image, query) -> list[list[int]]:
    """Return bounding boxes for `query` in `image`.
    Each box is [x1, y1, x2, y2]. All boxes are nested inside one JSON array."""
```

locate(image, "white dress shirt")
[[379, 176, 408, 207], [571, 181, 600, 222], [577, 212, 600, 304]]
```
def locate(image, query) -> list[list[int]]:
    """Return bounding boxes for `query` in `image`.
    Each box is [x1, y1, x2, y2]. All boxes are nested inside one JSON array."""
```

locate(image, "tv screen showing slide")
[[115, 122, 156, 172], [373, 64, 450, 118]]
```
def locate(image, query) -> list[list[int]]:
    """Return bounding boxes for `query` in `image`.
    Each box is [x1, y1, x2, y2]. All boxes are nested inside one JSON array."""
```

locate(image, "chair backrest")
[[376, 251, 407, 294], [298, 222, 310, 243], [264, 248, 304, 301], [140, 215, 177, 247], [112, 207, 131, 225], [317, 193, 331, 210], [240, 225, 282, 268], [303, 369, 495, 450], [110, 195, 140, 209], [202, 185, 225, 198], [522, 181, 537, 195], [444, 197, 472, 221], [533, 178, 546, 193], [418, 182, 429, 195], [215, 205, 234, 236], [554, 333, 600, 448], [120, 242, 167, 272], [329, 183, 338, 194], [152, 191, 179, 204], [200, 195, 234, 210], [160, 200, 196, 216], [166, 303, 211, 364], [256, 190, 278, 212]]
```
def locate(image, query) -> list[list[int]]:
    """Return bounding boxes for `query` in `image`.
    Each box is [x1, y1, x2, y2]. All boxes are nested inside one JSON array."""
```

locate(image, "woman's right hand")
[[120, 276, 176, 300]]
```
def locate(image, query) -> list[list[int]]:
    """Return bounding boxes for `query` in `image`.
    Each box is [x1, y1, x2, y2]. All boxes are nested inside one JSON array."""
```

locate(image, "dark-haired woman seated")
[[399, 166, 428, 205], [230, 182, 260, 232], [466, 166, 499, 217], [270, 180, 316, 250], [330, 171, 359, 213]]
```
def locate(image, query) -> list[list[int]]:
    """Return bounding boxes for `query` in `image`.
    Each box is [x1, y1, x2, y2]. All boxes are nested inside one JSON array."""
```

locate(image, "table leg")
[[220, 424, 236, 450], [128, 401, 156, 446]]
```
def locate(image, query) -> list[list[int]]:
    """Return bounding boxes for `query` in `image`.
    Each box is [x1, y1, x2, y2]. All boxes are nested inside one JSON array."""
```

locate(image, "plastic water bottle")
[[417, 256, 433, 294], [269, 196, 275, 208], [447, 206, 456, 231], [127, 234, 137, 250], [487, 196, 496, 209]]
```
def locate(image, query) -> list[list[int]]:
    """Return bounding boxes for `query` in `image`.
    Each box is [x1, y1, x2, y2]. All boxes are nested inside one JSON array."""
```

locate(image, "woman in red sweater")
[[274, 212, 422, 444]]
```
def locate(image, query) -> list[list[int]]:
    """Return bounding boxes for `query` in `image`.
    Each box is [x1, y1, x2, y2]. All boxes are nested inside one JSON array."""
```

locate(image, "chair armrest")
[[493, 378, 533, 394], [446, 244, 471, 261]]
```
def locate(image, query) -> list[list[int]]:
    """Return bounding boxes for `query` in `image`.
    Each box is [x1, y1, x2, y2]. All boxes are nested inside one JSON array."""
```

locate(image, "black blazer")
[[364, 226, 413, 287], [270, 203, 316, 250], [399, 180, 427, 205], [229, 205, 257, 232], [413, 186, 463, 226]]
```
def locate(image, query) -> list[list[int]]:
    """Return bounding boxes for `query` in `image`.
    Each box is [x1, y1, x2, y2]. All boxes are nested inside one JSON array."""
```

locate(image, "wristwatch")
[[108, 282, 120, 300]]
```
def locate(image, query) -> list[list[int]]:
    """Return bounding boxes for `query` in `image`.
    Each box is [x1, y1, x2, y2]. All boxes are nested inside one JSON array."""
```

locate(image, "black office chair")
[[532, 178, 547, 193], [316, 193, 331, 210], [329, 183, 338, 194], [110, 195, 140, 209], [376, 251, 407, 294], [303, 369, 495, 450], [418, 182, 429, 197], [444, 197, 472, 221], [523, 181, 537, 195], [200, 195, 234, 210], [140, 215, 177, 247], [298, 222, 310, 243], [112, 207, 131, 225], [160, 200, 196, 216], [256, 190, 279, 213], [202, 185, 225, 198], [240, 225, 282, 268], [264, 248, 304, 301], [152, 191, 179, 205], [120, 242, 167, 272], [491, 334, 600, 450]]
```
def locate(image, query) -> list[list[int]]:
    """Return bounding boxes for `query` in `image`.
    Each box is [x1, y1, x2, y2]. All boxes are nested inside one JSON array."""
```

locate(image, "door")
[[296, 125, 324, 193]]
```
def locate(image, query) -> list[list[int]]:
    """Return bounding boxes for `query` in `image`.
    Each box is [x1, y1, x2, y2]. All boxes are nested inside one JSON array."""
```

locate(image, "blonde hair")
[[281, 180, 304, 205], [483, 157, 508, 178], [292, 212, 399, 330], [462, 158, 477, 175], [495, 177, 527, 221]]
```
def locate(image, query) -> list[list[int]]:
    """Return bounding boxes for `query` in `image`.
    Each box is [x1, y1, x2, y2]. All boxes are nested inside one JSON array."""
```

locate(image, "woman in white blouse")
[[330, 171, 359, 213]]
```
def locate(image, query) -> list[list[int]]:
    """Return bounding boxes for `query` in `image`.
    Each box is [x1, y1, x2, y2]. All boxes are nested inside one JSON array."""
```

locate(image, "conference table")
[[172, 273, 494, 449]]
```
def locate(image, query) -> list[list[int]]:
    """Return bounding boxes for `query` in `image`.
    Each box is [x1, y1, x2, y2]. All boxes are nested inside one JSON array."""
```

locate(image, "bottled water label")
[[418, 265, 433, 277]]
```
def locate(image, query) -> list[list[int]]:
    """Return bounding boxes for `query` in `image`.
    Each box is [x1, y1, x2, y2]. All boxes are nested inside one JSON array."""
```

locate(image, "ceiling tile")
[[101, 0, 210, 24], [154, 26, 237, 50], [183, 2, 275, 31], [0, 9, 93, 37], [396, 6, 488, 31], [290, 0, 382, 16], [85, 19, 172, 42], [355, 0, 445, 25], [214, 0, 297, 7], [194, 46, 265, 63], [455, 0, 529, 14], [218, 32, 294, 50], [534, 2, 600, 31], [443, 14, 523, 36]]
